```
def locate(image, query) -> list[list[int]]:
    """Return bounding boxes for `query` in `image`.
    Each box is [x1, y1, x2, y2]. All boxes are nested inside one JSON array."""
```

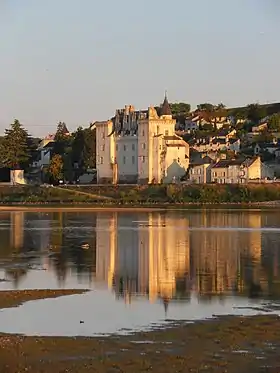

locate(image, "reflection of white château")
[[138, 214, 190, 303], [10, 212, 25, 250], [95, 212, 190, 303], [189, 212, 262, 294], [94, 94, 189, 184]]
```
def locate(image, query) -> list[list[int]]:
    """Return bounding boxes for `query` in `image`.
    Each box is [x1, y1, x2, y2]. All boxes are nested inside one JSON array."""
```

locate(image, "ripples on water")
[[0, 209, 280, 336]]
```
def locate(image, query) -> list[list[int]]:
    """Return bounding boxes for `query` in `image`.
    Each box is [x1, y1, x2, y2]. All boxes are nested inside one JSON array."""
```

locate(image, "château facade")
[[94, 95, 189, 184]]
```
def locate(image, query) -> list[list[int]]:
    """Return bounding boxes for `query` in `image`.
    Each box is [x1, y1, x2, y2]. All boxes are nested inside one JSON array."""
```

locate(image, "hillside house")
[[211, 156, 274, 184], [252, 123, 268, 132], [188, 156, 213, 184], [254, 140, 279, 156], [191, 136, 240, 153], [32, 141, 55, 168]]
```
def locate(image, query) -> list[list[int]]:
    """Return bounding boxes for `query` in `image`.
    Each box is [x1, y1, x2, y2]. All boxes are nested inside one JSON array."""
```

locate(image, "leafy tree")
[[55, 122, 69, 137], [197, 103, 214, 112], [221, 123, 230, 130], [202, 122, 213, 131], [53, 122, 71, 156], [0, 119, 30, 169], [71, 127, 85, 165], [71, 126, 96, 172], [48, 154, 63, 183], [215, 103, 226, 110], [268, 113, 280, 132], [255, 130, 273, 143], [63, 153, 74, 182], [28, 137, 42, 165], [82, 127, 96, 169], [247, 103, 267, 123], [170, 102, 191, 115], [230, 108, 247, 125]]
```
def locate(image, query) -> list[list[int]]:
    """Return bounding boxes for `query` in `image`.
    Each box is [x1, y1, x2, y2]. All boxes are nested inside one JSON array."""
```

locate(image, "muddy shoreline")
[[0, 291, 279, 372], [0, 314, 280, 372], [0, 289, 88, 309]]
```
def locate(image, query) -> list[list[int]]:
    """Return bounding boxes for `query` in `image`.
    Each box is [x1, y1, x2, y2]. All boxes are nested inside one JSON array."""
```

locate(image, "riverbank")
[[1, 184, 280, 206], [0, 289, 88, 309], [0, 201, 280, 212], [1, 314, 280, 372]]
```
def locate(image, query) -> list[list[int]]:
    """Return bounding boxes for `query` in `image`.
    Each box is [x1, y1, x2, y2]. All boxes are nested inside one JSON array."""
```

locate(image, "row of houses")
[[189, 155, 274, 184]]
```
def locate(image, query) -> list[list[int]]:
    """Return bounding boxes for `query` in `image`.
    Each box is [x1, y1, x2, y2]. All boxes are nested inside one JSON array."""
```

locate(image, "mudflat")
[[0, 314, 280, 372], [0, 289, 88, 309]]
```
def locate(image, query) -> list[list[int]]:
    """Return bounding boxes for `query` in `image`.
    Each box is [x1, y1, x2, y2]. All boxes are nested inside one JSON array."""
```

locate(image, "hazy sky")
[[0, 0, 279, 136]]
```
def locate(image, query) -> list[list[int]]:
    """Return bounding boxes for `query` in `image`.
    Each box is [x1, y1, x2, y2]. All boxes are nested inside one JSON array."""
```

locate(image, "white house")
[[32, 141, 55, 168], [95, 95, 189, 184]]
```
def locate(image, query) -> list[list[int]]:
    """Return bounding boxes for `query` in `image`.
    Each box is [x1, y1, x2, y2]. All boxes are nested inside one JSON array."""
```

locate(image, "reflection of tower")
[[247, 214, 262, 262], [95, 212, 190, 305], [10, 212, 24, 251], [95, 213, 117, 288], [50, 212, 63, 252], [247, 213, 262, 287], [108, 213, 117, 288], [139, 213, 190, 304]]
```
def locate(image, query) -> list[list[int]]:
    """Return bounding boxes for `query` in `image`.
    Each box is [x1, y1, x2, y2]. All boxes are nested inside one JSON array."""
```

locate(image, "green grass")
[[1, 184, 280, 205]]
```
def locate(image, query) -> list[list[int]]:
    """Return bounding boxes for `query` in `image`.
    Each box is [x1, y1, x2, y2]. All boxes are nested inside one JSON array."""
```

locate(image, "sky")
[[0, 0, 279, 137]]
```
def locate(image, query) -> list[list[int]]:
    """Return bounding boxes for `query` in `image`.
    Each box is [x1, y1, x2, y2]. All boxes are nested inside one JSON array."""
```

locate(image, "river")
[[0, 208, 280, 336]]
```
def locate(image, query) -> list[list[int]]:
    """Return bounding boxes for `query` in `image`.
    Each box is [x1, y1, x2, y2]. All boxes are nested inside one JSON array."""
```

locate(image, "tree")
[[48, 154, 64, 183], [71, 127, 85, 165], [53, 122, 71, 156], [202, 122, 213, 131], [197, 103, 214, 112], [170, 102, 191, 115], [82, 127, 96, 169], [0, 119, 30, 169], [71, 126, 96, 171], [215, 103, 226, 110], [255, 130, 273, 143], [229, 108, 247, 125], [268, 113, 280, 132], [247, 103, 267, 124], [55, 122, 69, 137]]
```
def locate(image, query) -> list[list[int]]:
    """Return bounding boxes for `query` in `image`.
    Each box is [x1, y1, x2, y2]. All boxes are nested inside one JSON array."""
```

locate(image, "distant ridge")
[[227, 102, 280, 116]]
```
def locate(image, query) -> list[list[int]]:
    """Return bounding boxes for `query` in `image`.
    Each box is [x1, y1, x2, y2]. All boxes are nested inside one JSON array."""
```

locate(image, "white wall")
[[151, 137, 162, 183], [163, 145, 188, 183], [32, 149, 51, 167], [10, 170, 26, 185], [116, 136, 138, 182], [137, 120, 150, 182], [261, 163, 274, 179], [228, 140, 240, 152], [96, 121, 114, 182]]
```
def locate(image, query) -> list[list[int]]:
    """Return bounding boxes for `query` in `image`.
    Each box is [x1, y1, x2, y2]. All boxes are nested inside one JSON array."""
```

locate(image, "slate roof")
[[160, 94, 172, 116]]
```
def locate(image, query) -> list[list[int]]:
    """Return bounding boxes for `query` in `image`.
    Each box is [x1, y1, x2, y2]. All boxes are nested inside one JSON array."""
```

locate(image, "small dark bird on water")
[[80, 320, 84, 324]]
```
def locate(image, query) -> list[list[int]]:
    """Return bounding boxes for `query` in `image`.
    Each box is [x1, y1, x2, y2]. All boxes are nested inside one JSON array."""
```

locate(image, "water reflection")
[[1, 210, 280, 306]]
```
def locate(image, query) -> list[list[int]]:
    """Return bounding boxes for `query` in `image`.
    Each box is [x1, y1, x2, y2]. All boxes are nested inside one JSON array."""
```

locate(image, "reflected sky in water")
[[0, 209, 280, 335]]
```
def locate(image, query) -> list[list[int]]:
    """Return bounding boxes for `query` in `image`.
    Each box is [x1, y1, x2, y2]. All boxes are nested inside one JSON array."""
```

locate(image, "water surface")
[[0, 209, 280, 336]]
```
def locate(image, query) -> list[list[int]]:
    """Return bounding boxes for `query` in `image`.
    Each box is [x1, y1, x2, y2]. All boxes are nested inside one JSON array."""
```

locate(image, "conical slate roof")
[[161, 93, 172, 116]]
